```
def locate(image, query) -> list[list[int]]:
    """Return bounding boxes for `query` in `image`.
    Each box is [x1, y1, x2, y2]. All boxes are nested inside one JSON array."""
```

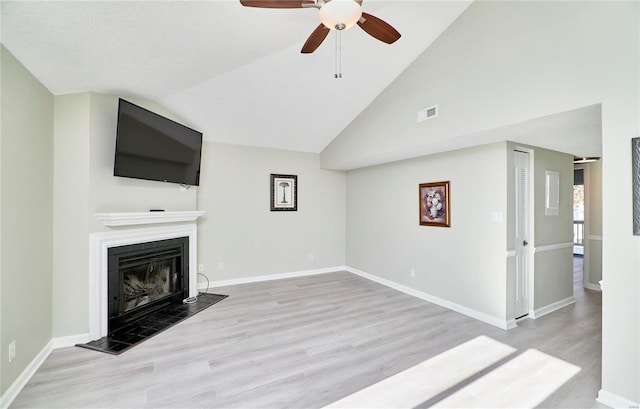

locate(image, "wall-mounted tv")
[[114, 99, 203, 186]]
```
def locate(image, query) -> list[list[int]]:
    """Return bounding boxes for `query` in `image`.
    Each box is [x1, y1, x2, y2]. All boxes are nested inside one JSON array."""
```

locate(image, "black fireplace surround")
[[107, 237, 189, 335], [77, 236, 228, 354]]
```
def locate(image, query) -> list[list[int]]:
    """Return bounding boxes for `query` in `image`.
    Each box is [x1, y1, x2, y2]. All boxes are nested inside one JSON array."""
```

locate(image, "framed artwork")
[[271, 174, 297, 211], [419, 181, 450, 227]]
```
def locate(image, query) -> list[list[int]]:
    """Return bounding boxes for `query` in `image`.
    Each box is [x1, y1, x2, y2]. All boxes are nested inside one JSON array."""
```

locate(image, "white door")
[[514, 150, 530, 318]]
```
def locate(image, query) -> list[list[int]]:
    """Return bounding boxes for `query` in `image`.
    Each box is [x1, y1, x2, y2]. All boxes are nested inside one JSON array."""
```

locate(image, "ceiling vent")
[[417, 104, 438, 123]]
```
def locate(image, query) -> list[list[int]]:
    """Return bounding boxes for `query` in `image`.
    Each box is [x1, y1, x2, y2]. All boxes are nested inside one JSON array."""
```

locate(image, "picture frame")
[[271, 174, 297, 212], [419, 181, 450, 227], [633, 138, 640, 234]]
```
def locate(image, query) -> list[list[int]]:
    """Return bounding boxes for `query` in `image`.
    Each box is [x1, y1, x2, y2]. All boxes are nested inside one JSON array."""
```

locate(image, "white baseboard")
[[200, 266, 346, 289], [0, 340, 52, 409], [597, 389, 640, 408], [585, 283, 602, 292], [52, 333, 93, 349], [345, 267, 513, 330], [530, 296, 576, 320]]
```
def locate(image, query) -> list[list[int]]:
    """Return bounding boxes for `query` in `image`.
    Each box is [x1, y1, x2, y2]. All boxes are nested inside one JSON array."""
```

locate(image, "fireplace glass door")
[[119, 249, 180, 314]]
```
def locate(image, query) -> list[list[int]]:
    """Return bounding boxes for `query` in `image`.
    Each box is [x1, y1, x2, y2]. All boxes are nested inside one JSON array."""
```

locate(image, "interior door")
[[514, 150, 530, 319]]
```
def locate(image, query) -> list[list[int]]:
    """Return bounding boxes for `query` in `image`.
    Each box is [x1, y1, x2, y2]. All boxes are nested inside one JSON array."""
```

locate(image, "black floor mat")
[[76, 293, 228, 355]]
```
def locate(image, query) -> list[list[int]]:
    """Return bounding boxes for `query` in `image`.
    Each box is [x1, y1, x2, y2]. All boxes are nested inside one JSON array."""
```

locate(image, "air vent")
[[417, 104, 438, 123]]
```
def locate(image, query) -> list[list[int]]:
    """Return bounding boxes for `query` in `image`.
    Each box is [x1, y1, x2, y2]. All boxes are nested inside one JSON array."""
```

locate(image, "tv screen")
[[114, 99, 203, 186]]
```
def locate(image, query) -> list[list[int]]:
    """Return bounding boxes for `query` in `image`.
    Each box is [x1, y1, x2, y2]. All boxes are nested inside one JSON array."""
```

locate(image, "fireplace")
[[89, 213, 204, 340], [82, 213, 230, 354], [107, 237, 189, 335]]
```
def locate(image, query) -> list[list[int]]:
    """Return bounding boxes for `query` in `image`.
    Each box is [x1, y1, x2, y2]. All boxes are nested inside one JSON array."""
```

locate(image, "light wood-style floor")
[[11, 259, 603, 408]]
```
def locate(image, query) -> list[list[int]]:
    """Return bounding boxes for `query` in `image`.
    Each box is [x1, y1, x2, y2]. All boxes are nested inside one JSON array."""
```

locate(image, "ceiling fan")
[[240, 0, 401, 53]]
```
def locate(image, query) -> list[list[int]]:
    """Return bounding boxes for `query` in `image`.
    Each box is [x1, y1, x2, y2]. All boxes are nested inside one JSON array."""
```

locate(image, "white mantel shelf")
[[95, 211, 206, 227]]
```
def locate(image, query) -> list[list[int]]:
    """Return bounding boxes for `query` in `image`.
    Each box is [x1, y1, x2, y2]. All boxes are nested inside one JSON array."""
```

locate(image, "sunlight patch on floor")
[[434, 349, 581, 408], [323, 336, 516, 409]]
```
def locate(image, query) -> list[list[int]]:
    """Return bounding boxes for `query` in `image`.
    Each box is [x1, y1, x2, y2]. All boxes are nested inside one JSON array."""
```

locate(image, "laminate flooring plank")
[[10, 269, 606, 409]]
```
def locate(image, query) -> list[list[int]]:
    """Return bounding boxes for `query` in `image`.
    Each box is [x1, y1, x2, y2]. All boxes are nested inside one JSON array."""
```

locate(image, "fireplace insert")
[[107, 237, 189, 335]]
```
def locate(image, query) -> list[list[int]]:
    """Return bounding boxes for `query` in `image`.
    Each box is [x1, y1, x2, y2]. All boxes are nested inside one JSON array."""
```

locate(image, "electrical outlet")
[[218, 262, 224, 271], [309, 254, 314, 261], [8, 341, 16, 363], [198, 264, 204, 272], [410, 269, 416, 278]]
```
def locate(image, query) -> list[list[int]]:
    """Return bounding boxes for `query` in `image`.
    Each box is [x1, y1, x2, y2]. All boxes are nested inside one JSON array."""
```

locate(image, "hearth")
[[107, 237, 189, 335], [79, 231, 229, 354]]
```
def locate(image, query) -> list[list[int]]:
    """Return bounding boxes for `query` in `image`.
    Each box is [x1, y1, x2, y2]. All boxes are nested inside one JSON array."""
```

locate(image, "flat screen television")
[[114, 99, 203, 186]]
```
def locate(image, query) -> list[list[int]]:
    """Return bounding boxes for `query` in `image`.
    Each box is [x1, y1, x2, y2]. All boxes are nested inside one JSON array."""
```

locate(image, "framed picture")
[[419, 181, 450, 227], [271, 174, 297, 211]]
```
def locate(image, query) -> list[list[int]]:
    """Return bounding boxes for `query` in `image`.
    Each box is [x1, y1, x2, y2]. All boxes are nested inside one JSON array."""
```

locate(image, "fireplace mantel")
[[95, 211, 206, 227]]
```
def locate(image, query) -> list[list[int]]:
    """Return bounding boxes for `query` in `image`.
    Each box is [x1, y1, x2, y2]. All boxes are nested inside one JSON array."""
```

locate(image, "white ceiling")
[[1, 0, 472, 153], [1, 0, 602, 162]]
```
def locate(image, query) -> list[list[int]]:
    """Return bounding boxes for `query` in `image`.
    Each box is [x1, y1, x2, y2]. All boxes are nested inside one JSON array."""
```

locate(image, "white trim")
[[530, 296, 576, 319], [205, 266, 344, 289], [506, 250, 516, 257], [89, 223, 199, 340], [533, 241, 574, 253], [505, 319, 518, 330], [94, 210, 205, 227], [588, 235, 603, 241], [51, 333, 93, 349], [346, 267, 512, 330], [585, 283, 602, 292], [597, 389, 639, 408], [0, 341, 52, 409]]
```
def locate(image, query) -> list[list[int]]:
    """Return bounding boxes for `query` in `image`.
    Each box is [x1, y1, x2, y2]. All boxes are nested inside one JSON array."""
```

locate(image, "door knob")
[[523, 240, 528, 246]]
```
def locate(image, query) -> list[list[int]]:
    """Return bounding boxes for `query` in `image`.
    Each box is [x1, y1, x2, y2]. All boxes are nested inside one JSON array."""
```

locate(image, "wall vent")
[[417, 104, 438, 123]]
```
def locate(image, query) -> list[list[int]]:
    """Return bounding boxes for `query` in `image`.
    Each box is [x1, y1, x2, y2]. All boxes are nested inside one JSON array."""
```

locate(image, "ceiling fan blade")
[[239, 0, 307, 8], [301, 24, 330, 53], [357, 12, 401, 44]]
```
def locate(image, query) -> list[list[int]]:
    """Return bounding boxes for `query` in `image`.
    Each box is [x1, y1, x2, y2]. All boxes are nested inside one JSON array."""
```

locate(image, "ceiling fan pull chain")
[[335, 30, 342, 79]]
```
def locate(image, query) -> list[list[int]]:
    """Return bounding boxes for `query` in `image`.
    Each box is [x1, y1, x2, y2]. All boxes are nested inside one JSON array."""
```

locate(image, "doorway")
[[573, 167, 585, 293]]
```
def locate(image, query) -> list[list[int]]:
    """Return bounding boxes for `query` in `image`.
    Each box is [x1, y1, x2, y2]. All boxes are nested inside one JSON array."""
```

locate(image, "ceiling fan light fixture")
[[319, 0, 362, 31]]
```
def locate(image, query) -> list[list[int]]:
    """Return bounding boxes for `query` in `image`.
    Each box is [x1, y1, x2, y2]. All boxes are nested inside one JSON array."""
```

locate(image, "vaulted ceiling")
[[1, 0, 471, 153], [1, 1, 602, 164]]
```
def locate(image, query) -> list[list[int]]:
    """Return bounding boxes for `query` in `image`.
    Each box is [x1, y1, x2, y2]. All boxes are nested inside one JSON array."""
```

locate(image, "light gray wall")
[[1, 46, 54, 396], [324, 1, 639, 402], [346, 142, 508, 322], [196, 142, 346, 282], [52, 93, 91, 337], [52, 92, 198, 337]]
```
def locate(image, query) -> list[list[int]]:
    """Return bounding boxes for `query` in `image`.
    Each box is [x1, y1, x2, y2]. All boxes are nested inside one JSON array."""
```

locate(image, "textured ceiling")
[[1, 1, 602, 161], [1, 0, 472, 153]]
